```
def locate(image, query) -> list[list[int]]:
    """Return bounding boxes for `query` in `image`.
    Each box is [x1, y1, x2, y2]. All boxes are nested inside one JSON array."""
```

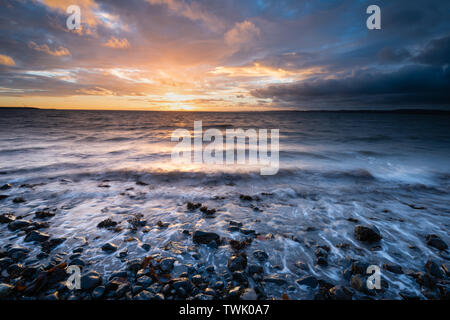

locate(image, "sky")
[[0, 0, 449, 111]]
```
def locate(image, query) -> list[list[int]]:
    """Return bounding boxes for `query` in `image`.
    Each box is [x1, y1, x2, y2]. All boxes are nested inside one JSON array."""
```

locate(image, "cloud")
[[28, 41, 71, 56], [102, 37, 130, 49], [0, 54, 15, 66], [225, 20, 260, 46], [414, 35, 450, 66]]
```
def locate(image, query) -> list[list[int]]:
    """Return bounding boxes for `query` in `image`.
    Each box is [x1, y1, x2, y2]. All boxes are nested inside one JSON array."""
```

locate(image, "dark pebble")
[[101, 242, 118, 253], [192, 230, 220, 245], [24, 230, 50, 243], [426, 234, 448, 251], [296, 276, 318, 288], [354, 225, 382, 242]]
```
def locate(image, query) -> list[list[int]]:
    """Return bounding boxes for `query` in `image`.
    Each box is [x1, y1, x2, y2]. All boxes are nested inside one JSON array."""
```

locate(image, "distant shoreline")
[[0, 106, 449, 114]]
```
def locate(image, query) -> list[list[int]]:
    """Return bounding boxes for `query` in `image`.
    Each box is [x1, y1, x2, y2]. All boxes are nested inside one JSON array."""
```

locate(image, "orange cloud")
[[103, 37, 130, 49], [41, 0, 99, 26], [0, 54, 15, 66], [28, 41, 71, 56], [225, 20, 260, 46]]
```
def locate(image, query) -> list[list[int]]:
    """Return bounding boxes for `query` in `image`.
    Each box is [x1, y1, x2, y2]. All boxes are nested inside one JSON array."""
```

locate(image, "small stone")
[[0, 184, 12, 190], [232, 271, 248, 283], [317, 257, 328, 266], [426, 234, 448, 251], [141, 243, 151, 252], [24, 230, 50, 242], [35, 210, 56, 219], [206, 265, 215, 273], [354, 225, 382, 242], [0, 213, 15, 224], [101, 242, 117, 253], [425, 259, 445, 279], [136, 276, 152, 288], [187, 202, 202, 211], [329, 285, 353, 300], [0, 283, 13, 298], [7, 246, 29, 260], [92, 286, 105, 299], [12, 197, 26, 203], [8, 219, 32, 231], [81, 271, 102, 291], [350, 274, 365, 292], [134, 290, 154, 300], [159, 257, 176, 273], [227, 254, 247, 272], [296, 276, 318, 288], [192, 230, 220, 245], [382, 263, 403, 274], [253, 250, 269, 262], [97, 218, 118, 229], [239, 195, 253, 201]]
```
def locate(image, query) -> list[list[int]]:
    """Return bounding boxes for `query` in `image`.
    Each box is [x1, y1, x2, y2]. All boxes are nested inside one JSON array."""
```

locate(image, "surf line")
[[171, 120, 279, 175]]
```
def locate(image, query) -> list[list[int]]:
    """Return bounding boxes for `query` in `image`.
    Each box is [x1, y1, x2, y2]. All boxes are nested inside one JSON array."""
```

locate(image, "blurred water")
[[0, 109, 449, 299]]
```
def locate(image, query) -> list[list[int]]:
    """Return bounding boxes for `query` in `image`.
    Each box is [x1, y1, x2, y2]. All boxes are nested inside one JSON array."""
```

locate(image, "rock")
[[264, 275, 286, 285], [0, 283, 13, 298], [229, 221, 243, 227], [192, 230, 220, 245], [187, 202, 202, 211], [81, 271, 102, 291], [442, 262, 450, 276], [109, 270, 128, 280], [97, 218, 118, 229], [228, 286, 242, 299], [134, 290, 154, 300], [41, 238, 66, 253], [227, 253, 247, 272], [24, 230, 50, 242], [206, 265, 215, 273], [329, 285, 353, 300], [426, 234, 448, 251], [35, 210, 56, 219], [101, 242, 117, 253], [232, 271, 248, 283], [8, 219, 32, 231], [317, 257, 328, 266], [70, 258, 85, 267], [0, 257, 13, 268], [354, 225, 382, 242], [92, 286, 105, 299], [0, 195, 8, 201], [239, 195, 253, 201], [253, 250, 269, 262], [0, 213, 15, 224], [0, 184, 12, 190], [7, 246, 29, 260], [425, 259, 445, 279], [200, 206, 216, 215], [230, 239, 252, 251], [159, 257, 176, 273], [141, 243, 151, 252], [191, 274, 203, 285], [315, 248, 328, 258], [382, 263, 403, 274], [136, 276, 152, 288], [12, 197, 26, 203], [296, 276, 318, 288], [241, 288, 257, 300], [350, 274, 365, 292], [240, 229, 256, 236], [127, 259, 143, 273], [172, 278, 193, 294], [156, 220, 169, 228], [350, 261, 370, 275]]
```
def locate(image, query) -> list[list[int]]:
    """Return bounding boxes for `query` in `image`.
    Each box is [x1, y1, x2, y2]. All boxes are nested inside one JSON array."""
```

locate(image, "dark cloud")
[[414, 35, 450, 66]]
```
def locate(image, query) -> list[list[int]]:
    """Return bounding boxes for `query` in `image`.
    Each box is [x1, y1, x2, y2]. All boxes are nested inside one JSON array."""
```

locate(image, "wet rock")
[[70, 258, 85, 267], [156, 221, 169, 228], [232, 271, 248, 284], [141, 243, 151, 252], [92, 286, 105, 299], [412, 272, 436, 289], [350, 261, 370, 275], [101, 242, 118, 253], [134, 290, 154, 300], [382, 263, 403, 274], [187, 202, 202, 211], [200, 206, 216, 216], [426, 234, 448, 251], [425, 259, 445, 279], [240, 229, 256, 236], [117, 249, 128, 259], [136, 180, 148, 186], [172, 278, 193, 294], [0, 184, 12, 190], [109, 270, 128, 280], [264, 275, 286, 285], [316, 257, 328, 266], [214, 281, 224, 290], [354, 225, 382, 242], [81, 271, 102, 291], [97, 218, 118, 229], [35, 210, 56, 219], [253, 250, 269, 262], [206, 265, 215, 273], [128, 216, 147, 229], [248, 264, 264, 275], [7, 246, 30, 260], [239, 195, 253, 201], [8, 219, 32, 231], [192, 230, 220, 245], [227, 286, 242, 299], [350, 275, 366, 292], [315, 248, 328, 258], [0, 195, 8, 201], [241, 288, 257, 300], [41, 238, 66, 253], [159, 257, 176, 273], [227, 253, 247, 272], [230, 239, 251, 251], [0, 283, 13, 298], [229, 220, 243, 227], [0, 213, 15, 224], [24, 230, 50, 243], [329, 285, 353, 300], [0, 257, 13, 268], [191, 275, 203, 285], [296, 276, 318, 288], [12, 197, 26, 203], [136, 276, 152, 288]]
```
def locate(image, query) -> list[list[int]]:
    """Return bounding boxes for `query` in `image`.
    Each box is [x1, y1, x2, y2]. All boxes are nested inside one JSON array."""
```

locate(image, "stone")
[[7, 246, 29, 260], [0, 184, 12, 190], [0, 283, 13, 298], [136, 276, 152, 288], [159, 257, 176, 273], [253, 250, 269, 262], [12, 197, 26, 203], [227, 254, 247, 272], [92, 286, 105, 299], [81, 271, 102, 291], [97, 218, 118, 229], [35, 210, 56, 219], [264, 275, 286, 285], [8, 219, 32, 231], [425, 259, 445, 279], [329, 285, 353, 300], [0, 213, 15, 224], [296, 276, 318, 288], [426, 234, 448, 251], [24, 230, 50, 242], [101, 242, 117, 253], [192, 230, 220, 245], [382, 263, 403, 274], [354, 225, 382, 242], [134, 290, 154, 300]]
